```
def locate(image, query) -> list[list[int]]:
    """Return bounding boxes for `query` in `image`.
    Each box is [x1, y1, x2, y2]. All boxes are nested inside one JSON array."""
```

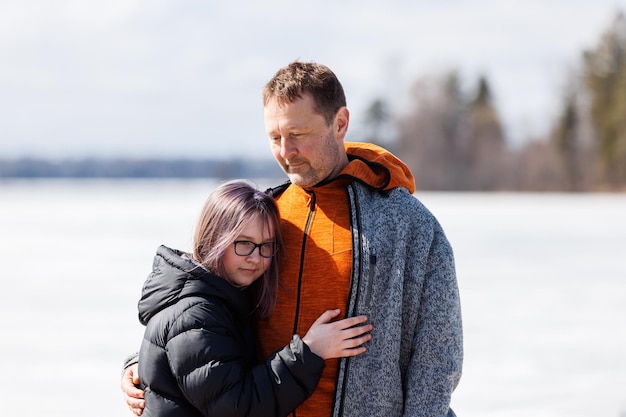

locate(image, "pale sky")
[[1, 0, 625, 160]]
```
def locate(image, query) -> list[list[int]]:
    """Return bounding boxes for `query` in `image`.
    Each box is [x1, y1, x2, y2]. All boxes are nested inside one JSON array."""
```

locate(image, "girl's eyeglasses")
[[233, 240, 276, 258]]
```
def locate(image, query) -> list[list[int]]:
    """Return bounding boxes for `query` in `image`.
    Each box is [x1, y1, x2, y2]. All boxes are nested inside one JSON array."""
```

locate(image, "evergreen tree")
[[463, 76, 508, 189], [583, 11, 626, 188], [549, 82, 595, 191], [363, 98, 390, 142]]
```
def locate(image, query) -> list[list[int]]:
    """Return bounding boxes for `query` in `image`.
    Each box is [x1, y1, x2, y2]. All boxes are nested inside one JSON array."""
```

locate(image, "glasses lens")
[[259, 242, 275, 258], [234, 241, 255, 256]]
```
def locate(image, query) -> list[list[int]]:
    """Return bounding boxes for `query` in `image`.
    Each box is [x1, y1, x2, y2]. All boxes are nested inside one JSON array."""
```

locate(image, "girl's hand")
[[302, 309, 373, 359]]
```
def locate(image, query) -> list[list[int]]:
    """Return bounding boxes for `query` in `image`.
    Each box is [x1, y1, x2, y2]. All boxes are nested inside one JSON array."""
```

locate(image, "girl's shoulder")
[[162, 293, 238, 338]]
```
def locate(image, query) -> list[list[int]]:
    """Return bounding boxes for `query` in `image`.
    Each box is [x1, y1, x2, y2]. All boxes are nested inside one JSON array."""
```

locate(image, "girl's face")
[[222, 217, 275, 288]]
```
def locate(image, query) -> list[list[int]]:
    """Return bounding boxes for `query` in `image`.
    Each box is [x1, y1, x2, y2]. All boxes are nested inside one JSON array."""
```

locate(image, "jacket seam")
[[332, 182, 361, 417]]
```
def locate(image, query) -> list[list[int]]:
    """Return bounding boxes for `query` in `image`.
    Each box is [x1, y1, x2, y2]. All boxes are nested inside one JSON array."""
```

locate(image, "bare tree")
[[397, 71, 467, 190], [398, 72, 509, 190]]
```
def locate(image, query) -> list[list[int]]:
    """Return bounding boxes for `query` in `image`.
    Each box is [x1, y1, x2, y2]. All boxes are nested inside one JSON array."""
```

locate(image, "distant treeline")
[[0, 157, 284, 181], [4, 12, 625, 192]]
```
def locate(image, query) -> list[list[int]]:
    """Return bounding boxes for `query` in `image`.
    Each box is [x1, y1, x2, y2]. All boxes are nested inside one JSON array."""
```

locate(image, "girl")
[[137, 180, 372, 417]]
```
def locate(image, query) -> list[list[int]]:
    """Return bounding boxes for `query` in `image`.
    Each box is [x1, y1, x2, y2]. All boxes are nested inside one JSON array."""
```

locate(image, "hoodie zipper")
[[292, 190, 316, 336], [290, 190, 316, 417]]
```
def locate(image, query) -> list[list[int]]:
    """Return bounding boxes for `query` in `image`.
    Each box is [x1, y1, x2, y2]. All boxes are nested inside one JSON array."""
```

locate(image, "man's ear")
[[335, 106, 350, 140]]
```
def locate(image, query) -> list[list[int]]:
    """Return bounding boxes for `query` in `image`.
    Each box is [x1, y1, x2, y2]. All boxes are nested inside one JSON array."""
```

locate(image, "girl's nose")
[[246, 247, 263, 262]]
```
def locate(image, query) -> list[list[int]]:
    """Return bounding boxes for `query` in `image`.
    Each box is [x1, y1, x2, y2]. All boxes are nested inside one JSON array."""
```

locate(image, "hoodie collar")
[[318, 142, 415, 193]]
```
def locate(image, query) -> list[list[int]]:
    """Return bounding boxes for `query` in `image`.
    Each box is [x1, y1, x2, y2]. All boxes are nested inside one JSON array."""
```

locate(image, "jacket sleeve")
[[121, 352, 139, 376], [166, 306, 325, 417], [404, 223, 463, 417]]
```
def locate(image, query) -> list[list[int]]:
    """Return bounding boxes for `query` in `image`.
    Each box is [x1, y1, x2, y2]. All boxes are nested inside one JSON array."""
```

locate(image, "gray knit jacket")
[[124, 143, 463, 417], [329, 144, 463, 417]]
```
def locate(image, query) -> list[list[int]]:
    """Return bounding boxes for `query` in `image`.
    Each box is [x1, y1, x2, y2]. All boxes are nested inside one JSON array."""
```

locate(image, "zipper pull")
[[306, 190, 316, 209]]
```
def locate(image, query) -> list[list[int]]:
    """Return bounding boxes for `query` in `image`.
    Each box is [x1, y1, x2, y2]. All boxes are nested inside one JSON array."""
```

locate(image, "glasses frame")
[[233, 240, 276, 258]]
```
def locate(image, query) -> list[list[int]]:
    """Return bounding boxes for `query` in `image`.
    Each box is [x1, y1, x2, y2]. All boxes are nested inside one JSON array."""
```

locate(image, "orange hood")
[[338, 142, 415, 194]]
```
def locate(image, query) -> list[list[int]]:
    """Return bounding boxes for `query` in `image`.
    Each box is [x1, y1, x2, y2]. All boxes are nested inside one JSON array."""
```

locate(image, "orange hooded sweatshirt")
[[258, 142, 415, 417]]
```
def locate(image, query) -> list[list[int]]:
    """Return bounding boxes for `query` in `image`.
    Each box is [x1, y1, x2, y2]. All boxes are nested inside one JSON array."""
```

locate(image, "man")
[[122, 60, 463, 417]]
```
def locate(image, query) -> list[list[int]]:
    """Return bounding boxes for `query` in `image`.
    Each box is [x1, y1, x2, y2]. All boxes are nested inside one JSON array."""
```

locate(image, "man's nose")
[[279, 137, 296, 159]]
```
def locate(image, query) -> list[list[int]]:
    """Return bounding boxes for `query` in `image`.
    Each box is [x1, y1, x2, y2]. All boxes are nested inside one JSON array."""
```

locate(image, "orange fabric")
[[257, 143, 415, 417], [258, 180, 352, 417], [344, 142, 415, 193]]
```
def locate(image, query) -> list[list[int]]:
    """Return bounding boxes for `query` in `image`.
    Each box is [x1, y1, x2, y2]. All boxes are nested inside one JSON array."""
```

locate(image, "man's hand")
[[121, 363, 145, 416]]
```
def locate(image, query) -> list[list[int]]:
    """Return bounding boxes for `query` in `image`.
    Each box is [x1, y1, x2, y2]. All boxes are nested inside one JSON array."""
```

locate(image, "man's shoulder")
[[356, 182, 419, 207], [357, 185, 440, 225]]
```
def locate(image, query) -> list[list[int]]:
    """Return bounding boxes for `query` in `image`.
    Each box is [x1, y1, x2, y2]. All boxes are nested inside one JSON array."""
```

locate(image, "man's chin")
[[287, 173, 316, 188]]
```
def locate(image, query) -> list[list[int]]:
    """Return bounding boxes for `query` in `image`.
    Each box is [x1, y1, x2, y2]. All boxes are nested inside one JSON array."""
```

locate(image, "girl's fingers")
[[338, 315, 368, 327], [342, 346, 367, 357], [343, 333, 372, 348], [312, 309, 342, 325]]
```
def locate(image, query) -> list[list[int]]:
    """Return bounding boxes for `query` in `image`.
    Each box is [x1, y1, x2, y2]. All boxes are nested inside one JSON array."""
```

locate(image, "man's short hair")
[[262, 60, 346, 125]]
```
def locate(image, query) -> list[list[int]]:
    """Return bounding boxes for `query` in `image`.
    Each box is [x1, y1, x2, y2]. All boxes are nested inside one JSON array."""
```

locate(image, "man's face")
[[264, 94, 349, 189]]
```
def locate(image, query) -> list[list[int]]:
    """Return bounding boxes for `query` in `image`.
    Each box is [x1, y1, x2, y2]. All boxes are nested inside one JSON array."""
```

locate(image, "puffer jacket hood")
[[138, 245, 249, 325], [340, 142, 415, 193]]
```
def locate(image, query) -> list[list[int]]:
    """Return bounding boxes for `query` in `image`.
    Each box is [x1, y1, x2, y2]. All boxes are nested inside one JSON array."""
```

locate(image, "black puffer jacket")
[[138, 245, 325, 417]]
